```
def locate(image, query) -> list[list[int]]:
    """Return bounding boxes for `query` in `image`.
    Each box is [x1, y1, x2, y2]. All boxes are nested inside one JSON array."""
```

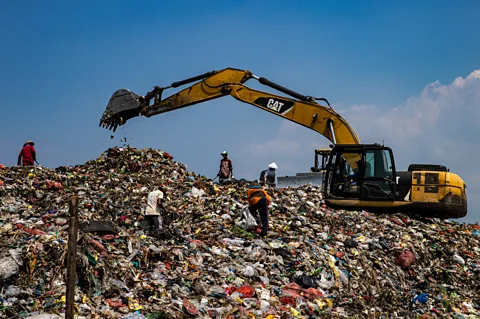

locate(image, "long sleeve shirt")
[[18, 145, 36, 166]]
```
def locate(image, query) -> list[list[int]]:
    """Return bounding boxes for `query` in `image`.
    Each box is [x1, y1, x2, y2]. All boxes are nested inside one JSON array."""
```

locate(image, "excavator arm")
[[99, 67, 360, 146]]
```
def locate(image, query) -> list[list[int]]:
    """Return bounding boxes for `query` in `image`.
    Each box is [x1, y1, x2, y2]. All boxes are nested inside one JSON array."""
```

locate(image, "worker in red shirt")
[[216, 151, 234, 183], [17, 140, 37, 166]]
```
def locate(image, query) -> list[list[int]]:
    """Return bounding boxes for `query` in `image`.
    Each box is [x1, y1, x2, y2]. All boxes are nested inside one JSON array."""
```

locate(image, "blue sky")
[[1, 1, 479, 222]]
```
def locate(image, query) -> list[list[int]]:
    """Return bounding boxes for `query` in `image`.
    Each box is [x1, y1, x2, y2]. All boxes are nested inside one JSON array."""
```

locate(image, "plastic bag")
[[190, 186, 205, 198], [235, 206, 258, 230]]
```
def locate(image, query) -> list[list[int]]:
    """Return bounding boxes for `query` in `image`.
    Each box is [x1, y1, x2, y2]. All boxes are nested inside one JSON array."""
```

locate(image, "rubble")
[[0, 146, 479, 318]]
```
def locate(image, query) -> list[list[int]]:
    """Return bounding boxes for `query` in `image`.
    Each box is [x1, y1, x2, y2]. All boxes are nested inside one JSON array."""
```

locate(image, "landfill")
[[0, 146, 479, 319]]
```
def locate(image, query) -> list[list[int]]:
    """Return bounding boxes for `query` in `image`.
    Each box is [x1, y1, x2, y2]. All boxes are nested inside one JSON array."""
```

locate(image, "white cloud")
[[345, 69, 480, 153], [249, 138, 301, 157], [279, 120, 300, 133], [247, 70, 480, 222], [347, 70, 480, 223], [247, 120, 306, 159]]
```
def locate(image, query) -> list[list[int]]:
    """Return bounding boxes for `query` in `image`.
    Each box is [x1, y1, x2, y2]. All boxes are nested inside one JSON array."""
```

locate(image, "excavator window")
[[362, 148, 396, 200], [326, 151, 363, 198], [324, 145, 396, 201]]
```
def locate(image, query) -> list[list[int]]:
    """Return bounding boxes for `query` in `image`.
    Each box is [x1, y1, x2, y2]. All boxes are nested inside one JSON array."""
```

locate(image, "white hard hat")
[[221, 151, 228, 155], [268, 162, 278, 169]]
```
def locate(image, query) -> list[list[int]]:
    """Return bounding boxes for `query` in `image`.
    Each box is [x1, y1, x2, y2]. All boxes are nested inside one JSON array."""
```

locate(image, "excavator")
[[99, 67, 467, 219]]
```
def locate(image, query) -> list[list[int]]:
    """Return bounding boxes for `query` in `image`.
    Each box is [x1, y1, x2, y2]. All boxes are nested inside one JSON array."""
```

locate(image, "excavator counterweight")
[[99, 67, 467, 219]]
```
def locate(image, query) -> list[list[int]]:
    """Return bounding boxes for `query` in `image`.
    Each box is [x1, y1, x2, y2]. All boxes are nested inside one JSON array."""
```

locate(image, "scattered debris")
[[0, 146, 479, 318]]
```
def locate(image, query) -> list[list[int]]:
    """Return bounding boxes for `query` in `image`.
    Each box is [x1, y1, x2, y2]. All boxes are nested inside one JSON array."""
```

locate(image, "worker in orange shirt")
[[247, 183, 271, 237]]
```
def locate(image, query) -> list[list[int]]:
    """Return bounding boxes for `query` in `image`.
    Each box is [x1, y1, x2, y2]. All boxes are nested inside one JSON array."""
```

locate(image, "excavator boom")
[[100, 68, 360, 146]]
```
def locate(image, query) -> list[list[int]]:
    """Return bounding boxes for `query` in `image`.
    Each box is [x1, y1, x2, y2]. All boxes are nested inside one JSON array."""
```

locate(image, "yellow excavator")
[[99, 67, 467, 219]]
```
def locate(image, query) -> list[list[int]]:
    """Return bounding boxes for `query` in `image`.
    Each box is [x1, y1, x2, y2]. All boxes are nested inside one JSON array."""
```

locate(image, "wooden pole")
[[66, 195, 78, 319]]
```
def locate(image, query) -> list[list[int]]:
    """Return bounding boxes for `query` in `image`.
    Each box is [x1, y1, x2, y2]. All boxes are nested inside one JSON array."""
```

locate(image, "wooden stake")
[[66, 195, 78, 319]]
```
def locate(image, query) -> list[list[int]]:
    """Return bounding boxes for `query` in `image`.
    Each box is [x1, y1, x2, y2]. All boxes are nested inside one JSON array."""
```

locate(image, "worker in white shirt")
[[260, 162, 278, 187], [145, 188, 166, 231]]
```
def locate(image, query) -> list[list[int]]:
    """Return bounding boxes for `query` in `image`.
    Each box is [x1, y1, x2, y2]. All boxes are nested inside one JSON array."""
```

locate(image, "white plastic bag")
[[235, 206, 258, 230], [191, 186, 205, 198]]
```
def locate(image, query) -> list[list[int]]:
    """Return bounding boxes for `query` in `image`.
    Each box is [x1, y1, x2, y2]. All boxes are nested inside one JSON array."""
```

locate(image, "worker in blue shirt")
[[348, 159, 365, 184]]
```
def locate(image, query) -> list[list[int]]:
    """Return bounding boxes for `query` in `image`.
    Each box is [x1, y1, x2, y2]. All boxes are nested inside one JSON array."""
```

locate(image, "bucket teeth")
[[99, 89, 143, 131]]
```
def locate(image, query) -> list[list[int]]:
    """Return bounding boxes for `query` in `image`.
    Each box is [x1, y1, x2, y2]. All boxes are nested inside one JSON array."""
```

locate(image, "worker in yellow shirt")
[[247, 183, 271, 237]]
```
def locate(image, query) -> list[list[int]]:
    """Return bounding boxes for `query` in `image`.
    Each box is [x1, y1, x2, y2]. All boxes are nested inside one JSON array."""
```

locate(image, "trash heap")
[[1, 147, 480, 319]]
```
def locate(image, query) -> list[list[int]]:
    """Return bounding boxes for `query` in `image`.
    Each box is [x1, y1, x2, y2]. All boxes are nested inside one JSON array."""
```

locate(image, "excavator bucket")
[[99, 88, 143, 132]]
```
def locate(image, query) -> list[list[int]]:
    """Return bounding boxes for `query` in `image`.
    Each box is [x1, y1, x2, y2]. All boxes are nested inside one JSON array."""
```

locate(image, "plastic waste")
[[235, 206, 258, 230], [452, 253, 466, 265], [0, 146, 479, 318], [413, 293, 429, 304], [0, 256, 20, 280]]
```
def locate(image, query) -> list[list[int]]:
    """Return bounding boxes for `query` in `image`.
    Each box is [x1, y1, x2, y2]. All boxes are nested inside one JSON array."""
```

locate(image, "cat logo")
[[253, 97, 295, 114], [266, 99, 284, 112]]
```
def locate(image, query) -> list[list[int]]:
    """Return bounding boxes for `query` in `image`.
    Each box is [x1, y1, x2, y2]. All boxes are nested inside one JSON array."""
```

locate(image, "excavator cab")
[[324, 143, 467, 218], [324, 144, 397, 202], [311, 148, 331, 172]]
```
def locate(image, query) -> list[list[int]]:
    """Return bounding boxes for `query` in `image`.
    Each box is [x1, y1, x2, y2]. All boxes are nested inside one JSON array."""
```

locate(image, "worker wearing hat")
[[247, 182, 271, 237], [17, 140, 37, 166], [216, 150, 233, 183], [260, 162, 278, 187]]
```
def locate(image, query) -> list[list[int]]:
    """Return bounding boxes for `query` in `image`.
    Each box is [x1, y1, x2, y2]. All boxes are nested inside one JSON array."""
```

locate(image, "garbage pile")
[[1, 147, 480, 319]]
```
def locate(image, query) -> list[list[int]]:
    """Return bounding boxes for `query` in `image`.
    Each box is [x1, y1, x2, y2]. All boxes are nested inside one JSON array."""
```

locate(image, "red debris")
[[390, 218, 405, 226], [395, 250, 416, 268], [16, 223, 46, 236], [103, 234, 115, 241], [183, 298, 198, 315], [235, 285, 255, 298], [107, 299, 124, 308], [88, 238, 107, 253], [303, 287, 323, 300], [279, 296, 296, 306], [335, 251, 345, 259], [283, 282, 303, 291], [46, 180, 63, 190], [282, 289, 302, 299]]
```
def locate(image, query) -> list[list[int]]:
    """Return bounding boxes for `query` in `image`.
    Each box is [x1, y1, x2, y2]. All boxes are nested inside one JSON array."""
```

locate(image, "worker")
[[247, 183, 271, 237], [216, 151, 233, 183], [260, 162, 278, 187], [144, 187, 166, 233], [347, 159, 365, 184], [17, 140, 37, 166]]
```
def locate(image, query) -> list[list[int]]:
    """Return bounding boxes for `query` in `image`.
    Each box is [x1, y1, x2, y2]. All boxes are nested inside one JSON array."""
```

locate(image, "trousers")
[[145, 215, 163, 230], [249, 197, 269, 235]]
